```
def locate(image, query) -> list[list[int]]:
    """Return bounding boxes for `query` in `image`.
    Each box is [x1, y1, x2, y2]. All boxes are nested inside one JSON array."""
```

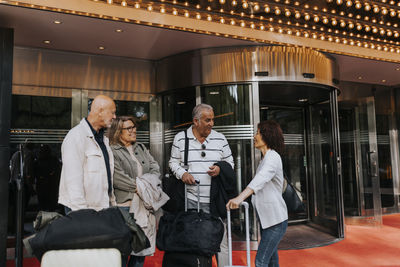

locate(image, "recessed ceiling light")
[[43, 40, 51, 44], [382, 79, 386, 82], [358, 76, 362, 79], [98, 46, 105, 50], [396, 68, 400, 71], [115, 29, 123, 33], [53, 20, 62, 24]]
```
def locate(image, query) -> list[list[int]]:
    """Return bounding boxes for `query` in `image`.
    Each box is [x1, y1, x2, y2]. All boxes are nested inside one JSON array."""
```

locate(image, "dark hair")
[[257, 120, 285, 155], [108, 116, 138, 145]]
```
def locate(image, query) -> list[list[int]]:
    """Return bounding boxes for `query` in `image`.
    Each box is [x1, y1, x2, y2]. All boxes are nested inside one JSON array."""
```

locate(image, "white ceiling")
[[0, 4, 399, 86]]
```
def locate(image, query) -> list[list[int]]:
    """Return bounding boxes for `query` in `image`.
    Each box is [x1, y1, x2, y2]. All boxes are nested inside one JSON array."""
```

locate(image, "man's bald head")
[[90, 95, 114, 114], [88, 95, 116, 131]]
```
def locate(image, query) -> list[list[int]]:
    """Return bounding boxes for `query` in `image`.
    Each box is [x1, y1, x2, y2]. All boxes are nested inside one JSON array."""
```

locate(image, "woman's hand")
[[226, 187, 254, 210], [226, 197, 242, 210]]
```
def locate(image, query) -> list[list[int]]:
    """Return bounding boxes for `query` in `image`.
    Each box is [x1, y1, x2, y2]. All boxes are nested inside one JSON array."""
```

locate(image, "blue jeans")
[[255, 220, 288, 267]]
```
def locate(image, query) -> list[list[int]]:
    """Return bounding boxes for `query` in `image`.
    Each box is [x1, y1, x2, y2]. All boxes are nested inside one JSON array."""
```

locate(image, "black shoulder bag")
[[161, 130, 189, 213], [282, 174, 306, 214]]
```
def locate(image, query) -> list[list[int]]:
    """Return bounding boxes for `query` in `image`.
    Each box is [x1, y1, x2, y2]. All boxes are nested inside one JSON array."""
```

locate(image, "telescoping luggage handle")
[[226, 202, 251, 267], [184, 180, 201, 212]]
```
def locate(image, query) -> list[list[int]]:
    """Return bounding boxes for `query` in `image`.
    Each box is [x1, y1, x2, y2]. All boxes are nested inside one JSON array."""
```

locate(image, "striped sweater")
[[169, 126, 234, 203]]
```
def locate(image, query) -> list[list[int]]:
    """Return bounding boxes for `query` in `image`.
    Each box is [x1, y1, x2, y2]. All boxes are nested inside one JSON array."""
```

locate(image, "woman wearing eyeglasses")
[[108, 116, 161, 267], [226, 120, 288, 267]]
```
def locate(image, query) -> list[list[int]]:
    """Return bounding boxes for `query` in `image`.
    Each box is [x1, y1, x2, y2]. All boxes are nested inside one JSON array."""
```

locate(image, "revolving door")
[[156, 45, 345, 249], [259, 82, 344, 243]]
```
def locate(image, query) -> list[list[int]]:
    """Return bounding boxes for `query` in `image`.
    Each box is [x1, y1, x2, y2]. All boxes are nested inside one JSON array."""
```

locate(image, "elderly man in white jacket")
[[58, 95, 117, 212]]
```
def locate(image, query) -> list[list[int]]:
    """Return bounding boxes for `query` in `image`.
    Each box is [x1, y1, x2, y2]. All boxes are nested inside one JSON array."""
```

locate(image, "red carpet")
[[7, 214, 400, 267]]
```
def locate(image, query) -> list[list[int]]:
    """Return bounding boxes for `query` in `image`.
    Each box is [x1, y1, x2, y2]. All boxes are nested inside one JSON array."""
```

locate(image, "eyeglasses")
[[201, 144, 206, 157], [122, 126, 136, 133]]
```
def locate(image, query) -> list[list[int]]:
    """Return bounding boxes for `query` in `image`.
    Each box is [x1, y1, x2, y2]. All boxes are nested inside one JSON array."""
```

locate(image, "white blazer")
[[247, 149, 288, 229], [58, 119, 115, 211]]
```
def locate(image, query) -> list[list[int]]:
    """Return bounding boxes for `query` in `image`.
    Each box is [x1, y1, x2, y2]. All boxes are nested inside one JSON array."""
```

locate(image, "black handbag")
[[282, 177, 305, 213], [162, 129, 188, 213]]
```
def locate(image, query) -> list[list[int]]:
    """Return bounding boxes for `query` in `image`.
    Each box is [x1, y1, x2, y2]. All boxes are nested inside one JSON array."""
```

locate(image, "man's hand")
[[182, 172, 196, 184], [207, 165, 220, 177]]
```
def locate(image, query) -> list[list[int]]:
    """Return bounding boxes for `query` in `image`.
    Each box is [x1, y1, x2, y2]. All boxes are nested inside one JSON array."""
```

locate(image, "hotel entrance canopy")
[[1, 0, 400, 63]]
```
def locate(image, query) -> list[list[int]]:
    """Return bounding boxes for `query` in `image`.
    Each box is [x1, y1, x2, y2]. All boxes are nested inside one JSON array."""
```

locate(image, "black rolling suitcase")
[[160, 182, 222, 267], [162, 251, 212, 267]]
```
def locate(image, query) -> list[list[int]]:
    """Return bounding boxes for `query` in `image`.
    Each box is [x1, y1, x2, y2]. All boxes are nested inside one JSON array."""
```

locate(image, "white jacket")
[[248, 149, 288, 229], [58, 119, 116, 211], [130, 173, 169, 256]]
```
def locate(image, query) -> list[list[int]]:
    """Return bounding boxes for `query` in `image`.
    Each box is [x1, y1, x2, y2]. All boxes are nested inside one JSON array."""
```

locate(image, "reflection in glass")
[[115, 100, 150, 131]]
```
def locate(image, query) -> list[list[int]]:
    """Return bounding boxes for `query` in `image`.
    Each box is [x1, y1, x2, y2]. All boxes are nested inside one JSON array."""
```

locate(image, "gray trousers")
[[187, 199, 228, 267]]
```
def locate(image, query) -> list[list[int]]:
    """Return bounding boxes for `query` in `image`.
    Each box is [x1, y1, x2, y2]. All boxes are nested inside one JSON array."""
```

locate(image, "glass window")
[[201, 84, 251, 125], [162, 87, 196, 173], [115, 100, 150, 131], [9, 95, 69, 237], [11, 95, 71, 129]]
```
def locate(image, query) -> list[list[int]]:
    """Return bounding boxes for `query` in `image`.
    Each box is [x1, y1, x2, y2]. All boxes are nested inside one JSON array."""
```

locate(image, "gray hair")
[[192, 104, 213, 120]]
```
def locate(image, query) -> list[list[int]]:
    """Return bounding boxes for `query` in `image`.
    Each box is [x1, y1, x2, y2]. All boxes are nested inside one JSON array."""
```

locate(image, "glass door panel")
[[201, 84, 255, 242], [339, 97, 382, 225], [338, 108, 360, 216], [307, 102, 339, 232], [356, 97, 382, 225], [260, 107, 308, 221]]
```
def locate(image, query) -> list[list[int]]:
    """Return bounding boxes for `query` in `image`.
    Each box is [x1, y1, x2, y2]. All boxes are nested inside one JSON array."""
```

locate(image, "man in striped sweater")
[[169, 103, 234, 267]]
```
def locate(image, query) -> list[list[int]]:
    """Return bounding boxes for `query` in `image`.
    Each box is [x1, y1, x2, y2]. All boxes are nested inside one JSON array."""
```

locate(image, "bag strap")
[[183, 129, 189, 170], [283, 171, 302, 194]]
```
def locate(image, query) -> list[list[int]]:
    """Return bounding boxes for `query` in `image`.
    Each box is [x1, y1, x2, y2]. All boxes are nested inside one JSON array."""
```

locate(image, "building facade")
[[1, 0, 400, 264]]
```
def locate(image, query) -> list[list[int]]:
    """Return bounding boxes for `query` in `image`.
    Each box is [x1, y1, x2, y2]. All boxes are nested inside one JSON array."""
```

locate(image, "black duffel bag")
[[157, 209, 224, 257], [27, 207, 149, 260]]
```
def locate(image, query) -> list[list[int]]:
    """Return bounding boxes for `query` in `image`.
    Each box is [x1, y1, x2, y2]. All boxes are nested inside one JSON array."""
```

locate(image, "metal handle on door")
[[366, 151, 376, 177]]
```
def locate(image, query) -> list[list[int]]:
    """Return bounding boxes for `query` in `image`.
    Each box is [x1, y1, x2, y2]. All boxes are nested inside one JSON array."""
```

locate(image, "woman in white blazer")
[[227, 120, 288, 267]]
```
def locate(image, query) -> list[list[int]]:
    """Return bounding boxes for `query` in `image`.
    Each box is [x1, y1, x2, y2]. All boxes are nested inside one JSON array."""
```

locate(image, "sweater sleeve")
[[168, 132, 186, 179]]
